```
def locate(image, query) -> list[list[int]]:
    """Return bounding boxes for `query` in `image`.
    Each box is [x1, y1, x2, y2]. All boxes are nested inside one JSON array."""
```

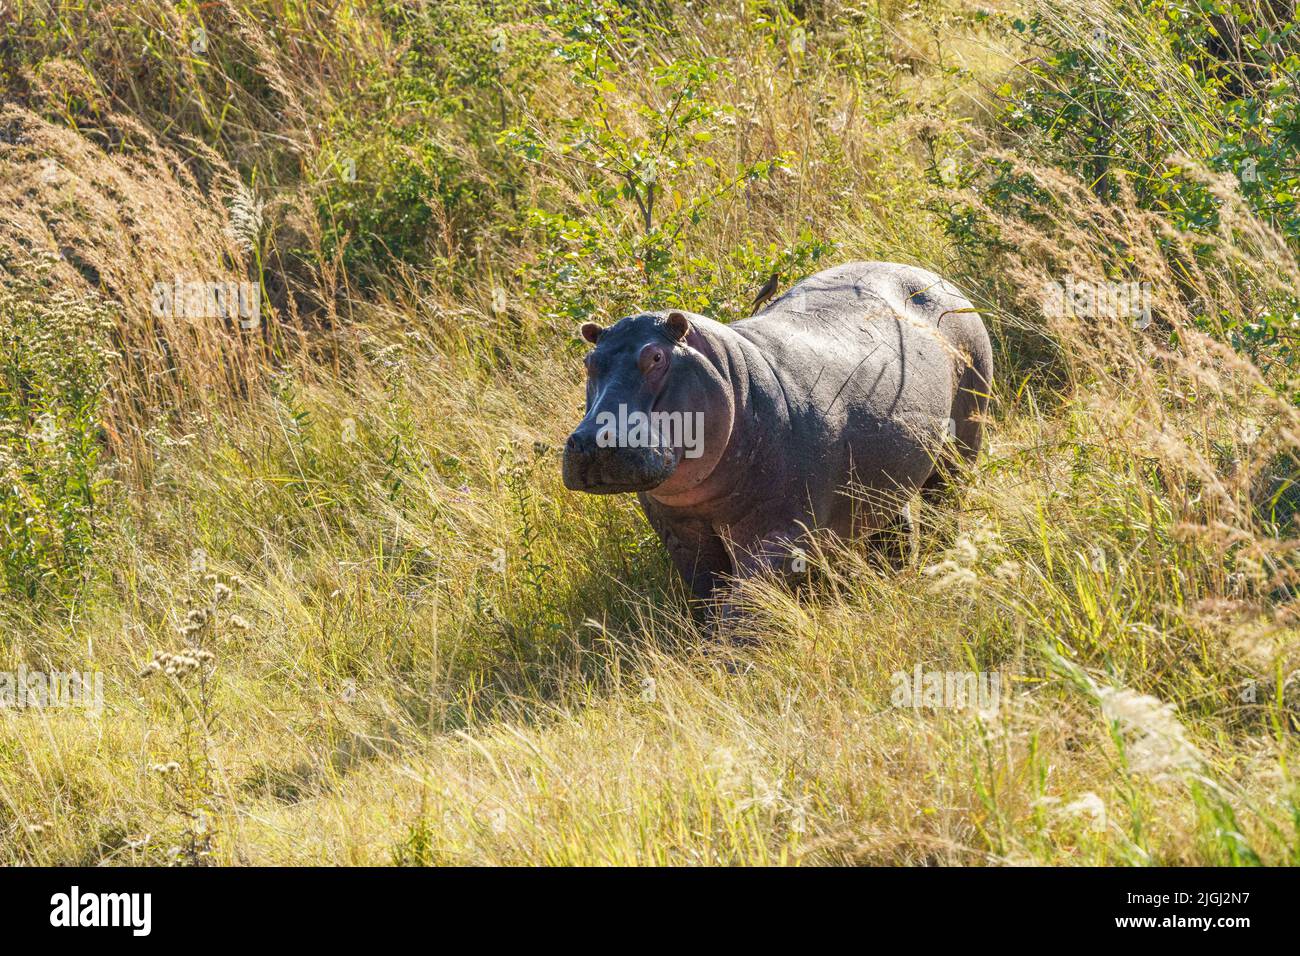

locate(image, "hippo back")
[[721, 261, 989, 526]]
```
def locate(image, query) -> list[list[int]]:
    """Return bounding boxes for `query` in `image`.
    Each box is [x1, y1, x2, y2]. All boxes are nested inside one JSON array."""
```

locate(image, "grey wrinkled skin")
[[563, 261, 993, 608]]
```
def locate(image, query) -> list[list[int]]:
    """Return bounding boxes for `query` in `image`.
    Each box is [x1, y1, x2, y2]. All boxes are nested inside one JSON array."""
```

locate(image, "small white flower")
[[1099, 687, 1202, 778], [924, 559, 977, 593], [1062, 792, 1108, 832]]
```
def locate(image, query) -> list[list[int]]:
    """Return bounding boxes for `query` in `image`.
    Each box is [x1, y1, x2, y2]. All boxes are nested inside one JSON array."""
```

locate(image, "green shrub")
[[1000, 2, 1298, 239], [0, 272, 115, 600], [315, 0, 547, 284], [936, 0, 1299, 368]]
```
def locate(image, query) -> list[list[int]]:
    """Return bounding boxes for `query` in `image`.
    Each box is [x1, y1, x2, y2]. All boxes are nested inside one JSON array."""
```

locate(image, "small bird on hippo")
[[562, 260, 993, 618], [749, 271, 781, 315]]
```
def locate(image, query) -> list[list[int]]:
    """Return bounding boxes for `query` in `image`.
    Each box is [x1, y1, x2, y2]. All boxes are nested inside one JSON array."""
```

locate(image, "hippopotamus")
[[562, 261, 992, 607]]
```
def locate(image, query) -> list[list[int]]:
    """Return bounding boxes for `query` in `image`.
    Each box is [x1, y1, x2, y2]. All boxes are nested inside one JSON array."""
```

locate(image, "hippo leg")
[[927, 336, 993, 495], [694, 524, 810, 629], [725, 519, 813, 582], [922, 340, 992, 515], [866, 500, 919, 568], [673, 531, 733, 602], [640, 500, 734, 601]]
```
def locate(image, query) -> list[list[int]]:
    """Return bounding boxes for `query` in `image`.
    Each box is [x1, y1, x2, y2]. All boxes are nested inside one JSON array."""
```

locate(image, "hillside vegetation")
[[1, 0, 1299, 864]]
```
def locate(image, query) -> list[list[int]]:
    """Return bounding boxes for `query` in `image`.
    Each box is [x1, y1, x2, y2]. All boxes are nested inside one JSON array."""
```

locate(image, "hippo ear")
[[665, 310, 690, 342], [579, 322, 604, 345]]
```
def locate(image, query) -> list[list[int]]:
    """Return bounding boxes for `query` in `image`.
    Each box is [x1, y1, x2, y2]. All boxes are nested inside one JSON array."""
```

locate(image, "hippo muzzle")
[[562, 418, 680, 494]]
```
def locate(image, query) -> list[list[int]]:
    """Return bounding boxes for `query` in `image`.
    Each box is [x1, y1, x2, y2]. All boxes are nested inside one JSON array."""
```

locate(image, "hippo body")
[[563, 261, 992, 603]]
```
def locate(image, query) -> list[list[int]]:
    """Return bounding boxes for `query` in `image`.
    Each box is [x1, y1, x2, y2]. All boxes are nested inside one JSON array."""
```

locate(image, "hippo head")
[[563, 310, 732, 497]]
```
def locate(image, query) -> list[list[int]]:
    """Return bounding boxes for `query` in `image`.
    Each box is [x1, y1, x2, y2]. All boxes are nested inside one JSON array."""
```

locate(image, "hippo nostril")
[[567, 431, 595, 457]]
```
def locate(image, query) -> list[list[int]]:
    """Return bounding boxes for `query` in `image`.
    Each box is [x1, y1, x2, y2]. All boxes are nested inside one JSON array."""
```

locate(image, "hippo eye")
[[637, 343, 668, 375]]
